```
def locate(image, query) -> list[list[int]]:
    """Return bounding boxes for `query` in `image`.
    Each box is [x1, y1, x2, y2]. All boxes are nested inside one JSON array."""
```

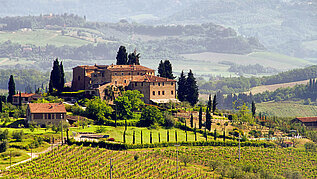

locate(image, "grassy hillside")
[[0, 29, 92, 47], [256, 101, 317, 117], [181, 51, 313, 76], [249, 79, 309, 94]]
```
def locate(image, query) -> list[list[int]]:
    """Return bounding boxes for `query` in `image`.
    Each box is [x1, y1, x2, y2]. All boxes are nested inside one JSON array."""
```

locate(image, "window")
[[158, 83, 160, 86], [153, 91, 155, 95], [171, 90, 174, 95], [115, 81, 117, 85], [171, 82, 174, 85], [141, 82, 143, 86], [102, 73, 104, 77], [135, 82, 138, 86], [162, 82, 164, 86], [78, 76, 80, 81], [128, 73, 131, 75], [124, 80, 126, 83], [158, 91, 160, 95], [114, 73, 117, 76], [153, 82, 155, 86], [121, 72, 124, 75], [162, 91, 165, 95]]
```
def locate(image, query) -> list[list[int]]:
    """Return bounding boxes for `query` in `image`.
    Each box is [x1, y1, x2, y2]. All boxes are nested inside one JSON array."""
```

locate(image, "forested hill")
[[199, 65, 317, 94]]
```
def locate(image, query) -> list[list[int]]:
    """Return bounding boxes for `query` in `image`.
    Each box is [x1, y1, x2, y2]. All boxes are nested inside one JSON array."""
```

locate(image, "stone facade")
[[12, 93, 41, 105], [72, 64, 177, 104], [26, 103, 67, 126]]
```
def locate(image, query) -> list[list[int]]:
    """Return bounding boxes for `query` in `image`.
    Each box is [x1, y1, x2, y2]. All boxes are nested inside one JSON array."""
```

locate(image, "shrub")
[[95, 126, 106, 133], [12, 130, 24, 142], [0, 140, 8, 153]]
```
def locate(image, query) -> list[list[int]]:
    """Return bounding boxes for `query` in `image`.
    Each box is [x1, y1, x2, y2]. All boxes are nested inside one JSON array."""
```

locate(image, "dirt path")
[[5, 143, 61, 170]]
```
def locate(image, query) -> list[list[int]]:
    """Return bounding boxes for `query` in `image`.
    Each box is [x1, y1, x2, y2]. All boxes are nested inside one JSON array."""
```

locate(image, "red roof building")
[[12, 93, 41, 105], [26, 103, 66, 126], [294, 117, 317, 128]]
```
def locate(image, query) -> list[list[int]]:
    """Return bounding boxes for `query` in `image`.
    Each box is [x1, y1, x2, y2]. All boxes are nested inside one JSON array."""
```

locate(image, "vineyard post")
[[31, 148, 32, 160], [174, 144, 180, 177], [158, 132, 161, 143], [61, 117, 63, 145], [175, 131, 177, 142], [141, 130, 143, 144], [115, 104, 117, 128], [110, 158, 113, 179]]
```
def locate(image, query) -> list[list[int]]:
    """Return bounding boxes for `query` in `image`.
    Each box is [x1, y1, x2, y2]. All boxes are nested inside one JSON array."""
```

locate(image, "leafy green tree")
[[177, 71, 186, 102], [7, 75, 15, 103], [139, 106, 164, 127], [186, 70, 198, 106], [85, 97, 113, 124], [198, 106, 202, 129], [116, 46, 128, 65], [122, 90, 144, 111], [114, 96, 133, 122]]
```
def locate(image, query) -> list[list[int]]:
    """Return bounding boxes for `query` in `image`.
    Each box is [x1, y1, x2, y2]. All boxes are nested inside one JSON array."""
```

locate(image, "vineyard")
[[2, 145, 317, 178]]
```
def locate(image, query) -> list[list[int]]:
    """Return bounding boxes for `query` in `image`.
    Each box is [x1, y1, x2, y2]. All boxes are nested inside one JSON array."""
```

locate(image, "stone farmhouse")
[[71, 64, 178, 104], [294, 117, 317, 128], [26, 103, 66, 126], [12, 93, 41, 105]]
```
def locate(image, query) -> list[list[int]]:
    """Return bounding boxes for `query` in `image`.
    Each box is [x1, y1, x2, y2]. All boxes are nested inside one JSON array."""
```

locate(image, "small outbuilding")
[[293, 117, 317, 128], [26, 103, 67, 126], [12, 93, 41, 105]]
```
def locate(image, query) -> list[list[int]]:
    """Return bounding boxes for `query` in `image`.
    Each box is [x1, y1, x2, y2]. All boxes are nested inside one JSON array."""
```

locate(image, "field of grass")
[[249, 79, 309, 94], [256, 101, 317, 117], [2, 145, 316, 178], [70, 125, 207, 144], [181, 51, 314, 76], [0, 29, 91, 47]]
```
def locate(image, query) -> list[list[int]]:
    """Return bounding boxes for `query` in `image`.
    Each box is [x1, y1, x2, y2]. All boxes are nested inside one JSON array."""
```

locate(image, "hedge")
[[68, 139, 275, 150], [104, 119, 139, 126]]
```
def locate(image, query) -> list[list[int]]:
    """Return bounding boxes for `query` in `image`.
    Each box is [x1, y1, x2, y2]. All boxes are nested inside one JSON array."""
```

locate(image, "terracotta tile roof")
[[107, 65, 154, 72], [73, 65, 108, 70], [28, 103, 66, 114], [296, 117, 317, 123], [131, 74, 176, 82], [13, 93, 39, 98]]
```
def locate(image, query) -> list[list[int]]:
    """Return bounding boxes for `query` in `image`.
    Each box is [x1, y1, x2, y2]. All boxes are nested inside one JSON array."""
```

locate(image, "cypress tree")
[[123, 130, 126, 143], [186, 130, 188, 141], [158, 60, 166, 77], [167, 130, 169, 142], [205, 127, 207, 141], [116, 46, 128, 65], [127, 50, 140, 65], [133, 131, 135, 144], [158, 132, 161, 143], [206, 107, 211, 131], [194, 124, 197, 141], [198, 106, 202, 129], [214, 129, 217, 140], [223, 130, 226, 142], [177, 71, 186, 102], [251, 101, 256, 118], [0, 100, 2, 113], [207, 94, 212, 110], [60, 61, 65, 91], [190, 113, 194, 128], [7, 75, 15, 103], [49, 79, 53, 94], [150, 131, 152, 144], [164, 60, 174, 79], [49, 58, 64, 92], [186, 70, 199, 106], [212, 94, 218, 113], [175, 130, 177, 142]]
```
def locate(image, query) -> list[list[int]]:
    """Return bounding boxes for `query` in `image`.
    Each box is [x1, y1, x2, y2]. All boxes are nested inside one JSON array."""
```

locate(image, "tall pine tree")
[[186, 70, 198, 106], [205, 107, 211, 131], [212, 94, 218, 113], [7, 75, 15, 103], [198, 106, 202, 129], [251, 101, 256, 118], [116, 46, 128, 65], [158, 60, 166, 77], [177, 71, 187, 102]]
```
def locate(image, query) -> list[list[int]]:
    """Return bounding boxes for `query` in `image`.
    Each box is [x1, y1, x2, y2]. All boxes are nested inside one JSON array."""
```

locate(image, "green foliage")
[[163, 111, 175, 129], [116, 46, 128, 65], [0, 129, 9, 141], [139, 106, 164, 127], [0, 140, 8, 153], [95, 126, 106, 133], [122, 90, 144, 111], [127, 50, 140, 65], [186, 70, 199, 106], [7, 75, 15, 103], [12, 130, 24, 142], [85, 97, 113, 124], [49, 58, 65, 93], [33, 96, 64, 103], [158, 60, 174, 79], [198, 106, 202, 129], [177, 71, 186, 102], [249, 130, 262, 138], [304, 142, 316, 152]]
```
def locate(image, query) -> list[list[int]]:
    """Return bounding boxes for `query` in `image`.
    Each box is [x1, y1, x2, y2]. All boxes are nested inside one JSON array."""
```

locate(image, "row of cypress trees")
[[49, 58, 65, 93], [177, 70, 199, 106]]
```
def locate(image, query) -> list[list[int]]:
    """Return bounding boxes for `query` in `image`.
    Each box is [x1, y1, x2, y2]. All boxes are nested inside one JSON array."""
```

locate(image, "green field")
[[181, 51, 314, 76], [256, 101, 317, 117], [0, 29, 91, 47], [2, 145, 316, 178]]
